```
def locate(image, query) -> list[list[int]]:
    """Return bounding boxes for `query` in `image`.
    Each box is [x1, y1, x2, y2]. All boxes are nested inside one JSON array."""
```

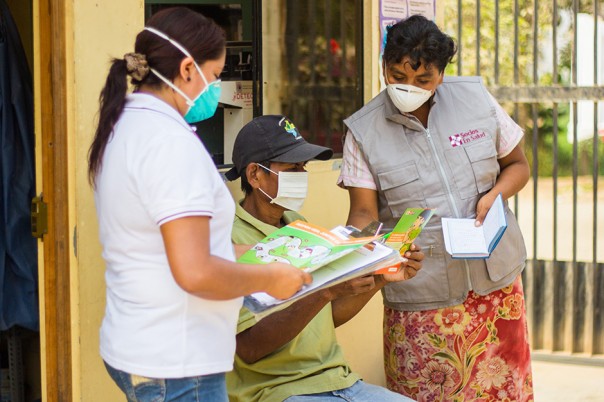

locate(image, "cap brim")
[[224, 166, 240, 181], [270, 142, 333, 163]]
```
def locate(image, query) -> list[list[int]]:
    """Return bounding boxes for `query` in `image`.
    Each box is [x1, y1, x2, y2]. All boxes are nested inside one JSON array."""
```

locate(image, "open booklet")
[[381, 207, 435, 273], [239, 220, 402, 316], [237, 220, 382, 273], [441, 193, 507, 259]]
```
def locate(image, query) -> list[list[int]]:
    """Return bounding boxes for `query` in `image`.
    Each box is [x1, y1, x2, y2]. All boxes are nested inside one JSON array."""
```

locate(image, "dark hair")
[[240, 160, 272, 195], [88, 7, 225, 185], [383, 15, 456, 73]]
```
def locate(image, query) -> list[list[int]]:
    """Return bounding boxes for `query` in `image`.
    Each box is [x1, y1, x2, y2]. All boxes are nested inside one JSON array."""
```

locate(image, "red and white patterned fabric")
[[383, 276, 534, 402]]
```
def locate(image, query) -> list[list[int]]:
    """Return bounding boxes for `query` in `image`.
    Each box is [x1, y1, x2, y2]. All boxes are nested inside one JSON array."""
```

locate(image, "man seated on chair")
[[224, 115, 424, 402]]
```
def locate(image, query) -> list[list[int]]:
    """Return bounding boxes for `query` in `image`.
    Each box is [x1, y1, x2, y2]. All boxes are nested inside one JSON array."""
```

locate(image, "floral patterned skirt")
[[384, 276, 534, 402]]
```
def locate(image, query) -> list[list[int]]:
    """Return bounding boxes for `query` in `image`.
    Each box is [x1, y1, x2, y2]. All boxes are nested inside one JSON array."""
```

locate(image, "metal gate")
[[280, 0, 364, 155], [279, 0, 603, 361], [443, 0, 604, 361]]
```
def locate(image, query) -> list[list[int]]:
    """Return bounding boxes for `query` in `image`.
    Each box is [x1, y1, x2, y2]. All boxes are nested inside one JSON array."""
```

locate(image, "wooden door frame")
[[38, 0, 72, 400]]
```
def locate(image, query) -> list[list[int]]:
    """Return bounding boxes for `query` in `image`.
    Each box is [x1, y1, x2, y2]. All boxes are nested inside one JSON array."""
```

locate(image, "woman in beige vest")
[[338, 15, 533, 402]]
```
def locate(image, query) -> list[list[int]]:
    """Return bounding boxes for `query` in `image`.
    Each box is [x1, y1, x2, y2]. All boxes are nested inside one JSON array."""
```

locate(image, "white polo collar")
[[125, 92, 194, 132]]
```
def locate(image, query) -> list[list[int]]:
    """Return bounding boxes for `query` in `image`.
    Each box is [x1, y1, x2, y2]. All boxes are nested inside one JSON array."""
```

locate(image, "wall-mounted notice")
[[379, 0, 436, 87], [380, 0, 436, 52]]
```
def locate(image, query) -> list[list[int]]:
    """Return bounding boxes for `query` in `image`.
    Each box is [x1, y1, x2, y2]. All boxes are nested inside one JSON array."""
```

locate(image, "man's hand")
[[322, 275, 378, 301]]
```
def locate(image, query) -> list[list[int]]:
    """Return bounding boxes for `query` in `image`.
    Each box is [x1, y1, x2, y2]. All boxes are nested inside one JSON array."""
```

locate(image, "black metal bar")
[[457, 0, 462, 75], [340, 0, 347, 80], [290, 0, 300, 122], [514, 0, 519, 85], [486, 86, 604, 103], [552, 0, 558, 264], [572, 101, 578, 267], [494, 0, 499, 84], [592, 107, 599, 352], [533, 0, 538, 85], [532, 102, 539, 264], [593, 0, 600, 267], [572, 0, 578, 86], [553, 102, 559, 263], [252, 0, 262, 116], [476, 0, 481, 75], [553, 0, 558, 85], [325, 1, 332, 85], [572, 0, 578, 268], [531, 0, 539, 268], [309, 0, 317, 84], [324, 1, 333, 148], [306, 0, 317, 143], [286, 0, 299, 92], [572, 102, 578, 268], [356, 0, 363, 109]]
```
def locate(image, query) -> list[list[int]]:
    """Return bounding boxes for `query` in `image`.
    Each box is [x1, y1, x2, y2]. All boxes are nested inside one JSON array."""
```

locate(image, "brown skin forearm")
[[331, 275, 386, 327], [346, 187, 379, 228], [236, 291, 332, 364], [331, 244, 425, 327], [492, 145, 530, 199], [237, 272, 390, 363], [161, 216, 311, 300], [238, 245, 425, 362], [475, 144, 530, 224]]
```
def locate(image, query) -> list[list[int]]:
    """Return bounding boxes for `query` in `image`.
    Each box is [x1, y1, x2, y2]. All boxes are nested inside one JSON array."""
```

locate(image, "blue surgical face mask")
[[182, 65, 221, 123], [144, 27, 222, 123]]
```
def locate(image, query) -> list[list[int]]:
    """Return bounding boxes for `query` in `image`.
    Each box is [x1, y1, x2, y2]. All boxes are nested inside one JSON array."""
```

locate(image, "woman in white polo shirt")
[[87, 7, 310, 402]]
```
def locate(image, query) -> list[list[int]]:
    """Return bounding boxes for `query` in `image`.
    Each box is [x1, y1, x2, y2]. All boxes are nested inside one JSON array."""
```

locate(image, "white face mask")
[[257, 164, 308, 211], [386, 83, 433, 113]]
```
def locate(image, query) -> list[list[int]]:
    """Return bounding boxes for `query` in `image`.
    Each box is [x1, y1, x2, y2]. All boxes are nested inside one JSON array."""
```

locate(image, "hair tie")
[[124, 52, 149, 81]]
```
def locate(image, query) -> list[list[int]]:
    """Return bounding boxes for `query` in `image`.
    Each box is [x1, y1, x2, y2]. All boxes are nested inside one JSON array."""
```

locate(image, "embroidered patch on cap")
[[279, 117, 302, 140], [449, 129, 487, 147]]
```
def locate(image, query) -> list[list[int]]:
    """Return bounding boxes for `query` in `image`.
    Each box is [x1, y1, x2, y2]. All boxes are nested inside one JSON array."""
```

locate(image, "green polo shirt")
[[227, 202, 360, 402]]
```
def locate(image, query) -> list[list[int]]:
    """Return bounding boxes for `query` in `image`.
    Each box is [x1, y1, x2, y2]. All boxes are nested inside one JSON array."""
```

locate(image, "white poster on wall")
[[379, 0, 436, 88]]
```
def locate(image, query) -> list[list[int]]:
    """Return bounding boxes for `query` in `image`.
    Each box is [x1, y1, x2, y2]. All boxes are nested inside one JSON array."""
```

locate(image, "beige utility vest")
[[345, 76, 527, 311]]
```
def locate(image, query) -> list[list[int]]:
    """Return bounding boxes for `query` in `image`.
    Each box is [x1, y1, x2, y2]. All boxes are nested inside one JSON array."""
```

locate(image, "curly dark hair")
[[383, 15, 457, 73]]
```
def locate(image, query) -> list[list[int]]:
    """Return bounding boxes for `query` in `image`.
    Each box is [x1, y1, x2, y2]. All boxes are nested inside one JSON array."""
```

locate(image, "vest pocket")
[[484, 208, 527, 281], [377, 163, 426, 217], [445, 140, 498, 199], [382, 229, 450, 304], [466, 140, 499, 193]]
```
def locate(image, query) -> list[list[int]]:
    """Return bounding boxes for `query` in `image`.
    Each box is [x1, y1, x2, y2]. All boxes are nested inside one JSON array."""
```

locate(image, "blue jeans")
[[104, 362, 228, 402], [283, 380, 415, 401]]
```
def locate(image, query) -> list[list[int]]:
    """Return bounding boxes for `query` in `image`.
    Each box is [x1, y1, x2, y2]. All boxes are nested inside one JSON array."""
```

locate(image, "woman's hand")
[[263, 263, 312, 300], [383, 244, 424, 282], [475, 191, 498, 226], [475, 143, 530, 225]]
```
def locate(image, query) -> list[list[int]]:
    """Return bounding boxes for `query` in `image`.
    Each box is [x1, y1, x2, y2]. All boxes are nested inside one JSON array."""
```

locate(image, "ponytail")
[[88, 58, 129, 186]]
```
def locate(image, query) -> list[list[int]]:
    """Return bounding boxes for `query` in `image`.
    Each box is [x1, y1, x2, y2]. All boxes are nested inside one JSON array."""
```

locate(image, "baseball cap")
[[224, 115, 333, 181]]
